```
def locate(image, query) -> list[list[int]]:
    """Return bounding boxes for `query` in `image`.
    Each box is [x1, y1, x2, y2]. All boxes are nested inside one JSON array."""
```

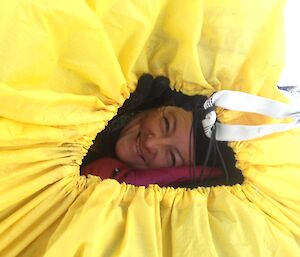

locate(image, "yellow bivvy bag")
[[0, 0, 299, 256]]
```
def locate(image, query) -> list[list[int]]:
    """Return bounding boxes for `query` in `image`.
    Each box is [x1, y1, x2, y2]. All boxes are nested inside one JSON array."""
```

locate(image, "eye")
[[163, 116, 170, 133], [170, 151, 176, 167]]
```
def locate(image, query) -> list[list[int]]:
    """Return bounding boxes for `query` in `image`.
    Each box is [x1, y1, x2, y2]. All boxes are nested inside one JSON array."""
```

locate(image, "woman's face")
[[115, 106, 194, 169]]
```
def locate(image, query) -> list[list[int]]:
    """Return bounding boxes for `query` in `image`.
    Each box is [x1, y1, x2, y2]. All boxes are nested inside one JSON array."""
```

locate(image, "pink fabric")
[[82, 157, 223, 187]]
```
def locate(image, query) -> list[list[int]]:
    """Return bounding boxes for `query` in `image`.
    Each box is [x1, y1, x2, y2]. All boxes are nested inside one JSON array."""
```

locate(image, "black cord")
[[215, 139, 229, 183], [199, 125, 215, 182]]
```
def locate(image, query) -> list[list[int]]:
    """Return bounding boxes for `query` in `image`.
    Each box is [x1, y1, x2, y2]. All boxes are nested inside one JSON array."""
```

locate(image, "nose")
[[143, 133, 171, 154]]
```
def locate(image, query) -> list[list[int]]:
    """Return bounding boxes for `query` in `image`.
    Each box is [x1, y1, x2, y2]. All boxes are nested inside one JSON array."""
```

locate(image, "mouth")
[[136, 132, 145, 162]]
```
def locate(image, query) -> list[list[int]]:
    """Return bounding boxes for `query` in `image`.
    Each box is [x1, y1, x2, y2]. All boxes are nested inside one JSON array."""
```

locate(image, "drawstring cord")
[[190, 99, 230, 186]]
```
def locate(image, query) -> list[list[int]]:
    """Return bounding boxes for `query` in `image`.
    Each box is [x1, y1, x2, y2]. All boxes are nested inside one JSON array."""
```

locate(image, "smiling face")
[[115, 106, 194, 169]]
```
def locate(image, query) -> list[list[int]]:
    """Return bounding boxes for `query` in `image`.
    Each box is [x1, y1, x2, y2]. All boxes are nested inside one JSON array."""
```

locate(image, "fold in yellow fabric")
[[0, 0, 299, 256]]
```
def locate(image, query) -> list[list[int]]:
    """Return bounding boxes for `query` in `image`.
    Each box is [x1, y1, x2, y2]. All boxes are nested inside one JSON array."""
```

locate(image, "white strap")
[[202, 90, 300, 141]]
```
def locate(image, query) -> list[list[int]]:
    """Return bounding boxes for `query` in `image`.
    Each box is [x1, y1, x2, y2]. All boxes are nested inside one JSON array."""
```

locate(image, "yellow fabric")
[[0, 0, 299, 256]]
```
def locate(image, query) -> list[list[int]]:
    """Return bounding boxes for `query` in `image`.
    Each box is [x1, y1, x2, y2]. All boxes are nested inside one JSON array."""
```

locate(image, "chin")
[[115, 145, 140, 169]]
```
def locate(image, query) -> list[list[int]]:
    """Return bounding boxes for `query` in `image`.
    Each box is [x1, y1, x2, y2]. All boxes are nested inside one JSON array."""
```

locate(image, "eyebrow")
[[169, 111, 184, 166]]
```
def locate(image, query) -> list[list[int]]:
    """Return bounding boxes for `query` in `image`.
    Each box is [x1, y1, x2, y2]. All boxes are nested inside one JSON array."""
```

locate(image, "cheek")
[[115, 124, 138, 159], [115, 137, 126, 159], [116, 128, 135, 152], [115, 135, 132, 163]]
